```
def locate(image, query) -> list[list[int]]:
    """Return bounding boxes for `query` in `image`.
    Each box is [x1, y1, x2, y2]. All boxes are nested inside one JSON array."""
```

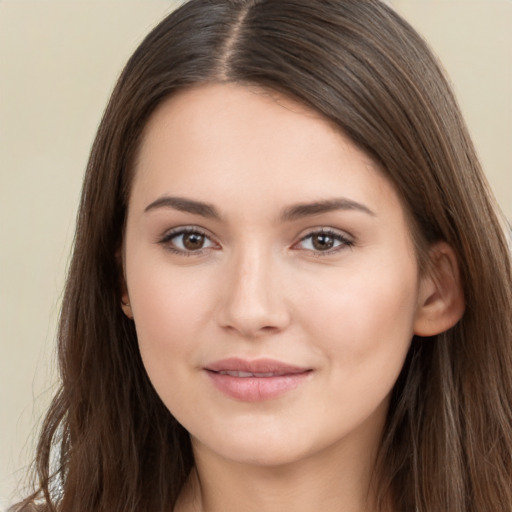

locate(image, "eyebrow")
[[144, 195, 375, 221], [144, 196, 221, 219], [281, 198, 376, 221]]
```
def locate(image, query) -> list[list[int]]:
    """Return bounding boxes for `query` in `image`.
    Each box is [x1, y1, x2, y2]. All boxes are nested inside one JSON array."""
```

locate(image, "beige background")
[[1, 0, 510, 507]]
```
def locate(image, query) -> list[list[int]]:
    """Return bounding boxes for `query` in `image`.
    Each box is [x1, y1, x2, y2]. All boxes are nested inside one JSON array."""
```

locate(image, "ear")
[[116, 247, 133, 320], [120, 292, 133, 319], [413, 242, 465, 337]]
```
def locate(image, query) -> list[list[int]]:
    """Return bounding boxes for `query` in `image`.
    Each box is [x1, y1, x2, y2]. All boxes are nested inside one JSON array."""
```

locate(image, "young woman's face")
[[123, 83, 428, 468]]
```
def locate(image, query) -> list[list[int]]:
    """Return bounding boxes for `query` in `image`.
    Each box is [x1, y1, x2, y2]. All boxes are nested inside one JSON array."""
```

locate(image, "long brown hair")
[[13, 1, 512, 511]]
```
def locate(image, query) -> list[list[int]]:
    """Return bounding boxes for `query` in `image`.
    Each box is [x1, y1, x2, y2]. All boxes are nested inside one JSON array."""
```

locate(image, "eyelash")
[[158, 227, 217, 257], [294, 228, 354, 256], [157, 227, 354, 257]]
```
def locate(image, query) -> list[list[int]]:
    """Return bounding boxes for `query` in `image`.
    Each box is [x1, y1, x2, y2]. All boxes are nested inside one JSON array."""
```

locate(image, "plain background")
[[1, 0, 511, 507]]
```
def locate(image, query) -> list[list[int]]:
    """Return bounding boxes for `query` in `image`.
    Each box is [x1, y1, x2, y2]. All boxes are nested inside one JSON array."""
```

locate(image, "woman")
[[12, 0, 512, 511]]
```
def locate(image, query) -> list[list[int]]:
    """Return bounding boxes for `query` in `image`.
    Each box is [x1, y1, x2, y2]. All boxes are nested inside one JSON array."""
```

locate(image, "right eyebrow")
[[144, 196, 221, 220]]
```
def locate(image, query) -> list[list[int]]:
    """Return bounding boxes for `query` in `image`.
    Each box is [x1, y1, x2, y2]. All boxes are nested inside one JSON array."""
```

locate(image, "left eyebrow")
[[281, 198, 376, 222]]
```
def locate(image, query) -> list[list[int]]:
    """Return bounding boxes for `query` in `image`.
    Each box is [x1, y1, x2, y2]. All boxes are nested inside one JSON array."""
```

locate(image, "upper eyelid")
[[293, 228, 355, 255], [159, 225, 214, 241], [157, 226, 220, 256], [297, 226, 353, 241]]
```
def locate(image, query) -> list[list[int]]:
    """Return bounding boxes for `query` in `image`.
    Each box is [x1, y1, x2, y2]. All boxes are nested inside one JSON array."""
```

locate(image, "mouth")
[[204, 358, 312, 402], [215, 370, 295, 377]]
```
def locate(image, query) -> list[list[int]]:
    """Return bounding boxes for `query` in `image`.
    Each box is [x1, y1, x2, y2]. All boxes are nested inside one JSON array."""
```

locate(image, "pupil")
[[313, 234, 334, 251], [183, 233, 204, 250]]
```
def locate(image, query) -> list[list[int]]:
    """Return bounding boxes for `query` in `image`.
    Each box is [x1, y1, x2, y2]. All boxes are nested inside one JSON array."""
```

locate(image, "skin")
[[122, 83, 461, 512]]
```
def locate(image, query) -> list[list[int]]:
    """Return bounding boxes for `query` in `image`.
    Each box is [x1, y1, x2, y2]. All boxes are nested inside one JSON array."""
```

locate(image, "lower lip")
[[206, 371, 311, 402]]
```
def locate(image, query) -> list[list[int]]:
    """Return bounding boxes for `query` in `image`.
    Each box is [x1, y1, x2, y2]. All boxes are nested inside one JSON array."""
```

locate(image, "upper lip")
[[204, 358, 311, 376]]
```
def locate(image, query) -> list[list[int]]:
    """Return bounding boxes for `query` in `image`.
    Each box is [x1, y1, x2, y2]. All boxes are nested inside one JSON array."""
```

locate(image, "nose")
[[217, 246, 291, 339]]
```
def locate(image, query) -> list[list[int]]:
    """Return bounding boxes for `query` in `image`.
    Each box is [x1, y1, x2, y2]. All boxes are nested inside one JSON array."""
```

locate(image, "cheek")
[[299, 257, 419, 370], [127, 265, 220, 423], [127, 260, 217, 377], [291, 260, 419, 442]]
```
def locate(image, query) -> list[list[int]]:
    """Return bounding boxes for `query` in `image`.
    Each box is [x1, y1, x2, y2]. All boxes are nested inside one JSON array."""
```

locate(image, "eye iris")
[[312, 233, 335, 251], [183, 232, 205, 250]]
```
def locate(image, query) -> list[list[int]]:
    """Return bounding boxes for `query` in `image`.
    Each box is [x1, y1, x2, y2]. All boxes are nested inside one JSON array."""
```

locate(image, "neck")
[[175, 434, 386, 512]]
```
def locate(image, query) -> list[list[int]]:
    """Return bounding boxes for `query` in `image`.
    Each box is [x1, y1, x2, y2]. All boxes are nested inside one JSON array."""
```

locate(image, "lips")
[[217, 370, 287, 377], [204, 358, 312, 401]]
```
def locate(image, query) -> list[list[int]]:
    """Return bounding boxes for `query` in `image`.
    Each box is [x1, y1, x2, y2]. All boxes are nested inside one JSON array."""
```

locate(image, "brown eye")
[[182, 232, 206, 251], [311, 233, 335, 251], [161, 228, 217, 254], [296, 229, 353, 254]]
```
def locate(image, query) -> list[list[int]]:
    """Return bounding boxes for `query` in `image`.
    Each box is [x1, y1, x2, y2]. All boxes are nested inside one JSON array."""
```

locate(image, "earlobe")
[[413, 242, 465, 337], [121, 296, 133, 319]]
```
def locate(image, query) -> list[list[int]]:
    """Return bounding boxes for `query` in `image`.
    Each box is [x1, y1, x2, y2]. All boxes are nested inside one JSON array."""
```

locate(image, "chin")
[[216, 445, 310, 468], [191, 424, 328, 469]]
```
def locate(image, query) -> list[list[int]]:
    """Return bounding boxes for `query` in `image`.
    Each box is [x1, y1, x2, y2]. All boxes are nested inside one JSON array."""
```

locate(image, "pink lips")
[[204, 358, 312, 402]]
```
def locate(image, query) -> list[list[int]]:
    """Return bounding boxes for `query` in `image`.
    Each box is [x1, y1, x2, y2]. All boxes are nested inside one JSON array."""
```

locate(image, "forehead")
[[136, 83, 353, 170], [130, 82, 402, 221]]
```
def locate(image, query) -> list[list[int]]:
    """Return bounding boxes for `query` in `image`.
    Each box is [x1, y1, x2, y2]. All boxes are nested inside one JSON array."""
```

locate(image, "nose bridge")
[[218, 240, 289, 336]]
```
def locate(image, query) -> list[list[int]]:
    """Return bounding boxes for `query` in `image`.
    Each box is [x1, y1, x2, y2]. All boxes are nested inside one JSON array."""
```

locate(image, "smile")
[[204, 358, 312, 401], [217, 370, 291, 377]]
